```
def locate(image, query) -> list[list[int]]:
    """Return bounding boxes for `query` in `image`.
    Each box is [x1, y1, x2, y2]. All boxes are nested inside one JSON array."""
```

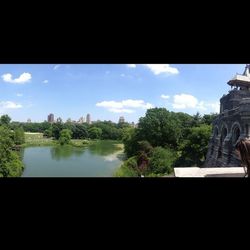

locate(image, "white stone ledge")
[[174, 167, 245, 177]]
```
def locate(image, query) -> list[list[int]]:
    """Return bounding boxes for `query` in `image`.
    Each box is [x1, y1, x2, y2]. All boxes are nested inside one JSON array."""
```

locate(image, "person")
[[235, 139, 250, 177]]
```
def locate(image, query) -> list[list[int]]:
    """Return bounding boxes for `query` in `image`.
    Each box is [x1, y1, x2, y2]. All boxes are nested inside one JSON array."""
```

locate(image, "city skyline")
[[0, 64, 246, 123]]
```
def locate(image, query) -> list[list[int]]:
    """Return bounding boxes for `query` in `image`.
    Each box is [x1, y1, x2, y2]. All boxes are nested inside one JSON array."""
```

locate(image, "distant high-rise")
[[48, 113, 54, 123], [27, 118, 31, 123], [86, 114, 91, 124], [119, 116, 125, 123], [78, 116, 85, 123], [56, 117, 63, 123]]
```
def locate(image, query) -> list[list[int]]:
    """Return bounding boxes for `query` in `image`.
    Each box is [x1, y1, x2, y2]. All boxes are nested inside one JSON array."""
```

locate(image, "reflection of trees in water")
[[88, 141, 120, 156], [18, 148, 25, 161], [117, 152, 126, 161], [50, 146, 85, 160]]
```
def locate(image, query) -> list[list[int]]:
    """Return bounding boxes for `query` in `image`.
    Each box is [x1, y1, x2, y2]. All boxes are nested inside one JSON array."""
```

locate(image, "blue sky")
[[0, 64, 246, 123]]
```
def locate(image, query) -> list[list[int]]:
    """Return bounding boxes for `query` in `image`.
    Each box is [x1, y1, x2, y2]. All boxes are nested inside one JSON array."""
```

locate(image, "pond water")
[[21, 140, 124, 177]]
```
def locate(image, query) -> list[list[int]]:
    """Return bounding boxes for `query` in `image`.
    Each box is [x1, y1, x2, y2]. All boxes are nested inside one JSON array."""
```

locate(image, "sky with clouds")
[[0, 64, 246, 123]]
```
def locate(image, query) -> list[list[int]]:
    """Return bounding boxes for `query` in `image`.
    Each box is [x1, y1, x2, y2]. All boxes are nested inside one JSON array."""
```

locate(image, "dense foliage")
[[88, 127, 102, 139], [121, 108, 217, 176], [13, 127, 25, 145], [148, 147, 177, 175], [0, 115, 24, 177], [10, 120, 131, 141], [59, 129, 72, 145]]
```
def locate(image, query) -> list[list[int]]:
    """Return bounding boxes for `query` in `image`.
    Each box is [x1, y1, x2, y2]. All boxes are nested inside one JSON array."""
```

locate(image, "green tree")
[[122, 127, 140, 158], [44, 127, 53, 138], [115, 156, 138, 177], [72, 124, 88, 139], [13, 127, 25, 145], [59, 129, 72, 145], [137, 140, 153, 156], [137, 108, 182, 148], [0, 126, 24, 177], [191, 112, 202, 127], [148, 147, 176, 175], [201, 113, 218, 125], [176, 124, 212, 167], [52, 122, 64, 139], [88, 127, 102, 139], [0, 114, 11, 126]]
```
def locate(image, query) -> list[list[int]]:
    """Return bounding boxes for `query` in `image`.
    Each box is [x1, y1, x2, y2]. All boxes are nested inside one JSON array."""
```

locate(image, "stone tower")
[[204, 65, 250, 167]]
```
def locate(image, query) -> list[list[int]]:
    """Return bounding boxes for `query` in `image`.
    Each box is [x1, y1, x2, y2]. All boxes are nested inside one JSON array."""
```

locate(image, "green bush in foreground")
[[114, 156, 138, 177], [148, 147, 176, 175]]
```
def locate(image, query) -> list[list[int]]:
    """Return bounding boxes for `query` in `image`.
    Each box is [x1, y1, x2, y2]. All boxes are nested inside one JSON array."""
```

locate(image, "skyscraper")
[[78, 116, 85, 123], [56, 117, 63, 123], [48, 113, 54, 123], [86, 114, 91, 124], [27, 118, 31, 123]]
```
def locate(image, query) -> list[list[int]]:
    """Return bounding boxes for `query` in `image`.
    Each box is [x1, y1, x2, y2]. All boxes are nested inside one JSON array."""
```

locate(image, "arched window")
[[246, 124, 249, 136], [221, 127, 227, 142], [232, 126, 240, 144]]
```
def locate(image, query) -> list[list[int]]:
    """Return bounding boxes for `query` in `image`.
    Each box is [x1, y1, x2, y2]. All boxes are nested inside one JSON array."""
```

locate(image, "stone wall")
[[204, 89, 250, 167]]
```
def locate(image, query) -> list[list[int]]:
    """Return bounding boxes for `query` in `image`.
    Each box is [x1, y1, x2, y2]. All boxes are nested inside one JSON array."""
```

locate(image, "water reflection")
[[50, 145, 85, 160], [88, 140, 122, 156], [22, 140, 124, 177]]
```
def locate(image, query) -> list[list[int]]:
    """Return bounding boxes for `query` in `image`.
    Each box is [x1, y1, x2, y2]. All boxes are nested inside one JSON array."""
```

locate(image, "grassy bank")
[[23, 133, 124, 149], [113, 164, 138, 177], [70, 139, 93, 147], [23, 132, 56, 147]]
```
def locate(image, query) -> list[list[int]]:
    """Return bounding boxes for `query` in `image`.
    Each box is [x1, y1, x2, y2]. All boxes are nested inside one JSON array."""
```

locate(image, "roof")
[[227, 64, 250, 87]]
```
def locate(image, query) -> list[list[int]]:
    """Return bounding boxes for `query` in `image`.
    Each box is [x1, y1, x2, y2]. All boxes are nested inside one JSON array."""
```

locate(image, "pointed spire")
[[243, 64, 250, 77]]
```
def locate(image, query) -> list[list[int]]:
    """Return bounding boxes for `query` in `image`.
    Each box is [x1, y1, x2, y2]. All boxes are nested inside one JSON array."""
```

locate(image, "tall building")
[[57, 117, 63, 123], [86, 114, 91, 124], [27, 118, 31, 123], [78, 116, 85, 123], [205, 64, 250, 167], [48, 113, 54, 123], [119, 116, 125, 123]]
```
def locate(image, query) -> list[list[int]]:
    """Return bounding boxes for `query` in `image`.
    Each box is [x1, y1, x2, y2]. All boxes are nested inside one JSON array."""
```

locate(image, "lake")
[[21, 140, 124, 177]]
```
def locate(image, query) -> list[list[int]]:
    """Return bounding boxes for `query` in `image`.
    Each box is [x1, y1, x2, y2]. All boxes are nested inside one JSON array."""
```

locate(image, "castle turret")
[[204, 65, 250, 167]]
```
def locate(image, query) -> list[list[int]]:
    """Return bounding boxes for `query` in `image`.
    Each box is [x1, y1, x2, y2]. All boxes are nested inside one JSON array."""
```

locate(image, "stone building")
[[204, 65, 250, 167]]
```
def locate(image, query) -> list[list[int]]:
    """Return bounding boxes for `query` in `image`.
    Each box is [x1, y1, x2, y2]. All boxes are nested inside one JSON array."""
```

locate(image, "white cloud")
[[127, 64, 136, 68], [16, 93, 23, 97], [173, 94, 198, 109], [172, 93, 220, 114], [144, 64, 179, 75], [1, 72, 31, 84], [0, 101, 22, 109], [161, 94, 170, 99], [43, 80, 49, 83], [120, 74, 125, 77], [109, 108, 135, 113], [206, 101, 220, 113], [96, 99, 154, 113], [53, 64, 61, 70]]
